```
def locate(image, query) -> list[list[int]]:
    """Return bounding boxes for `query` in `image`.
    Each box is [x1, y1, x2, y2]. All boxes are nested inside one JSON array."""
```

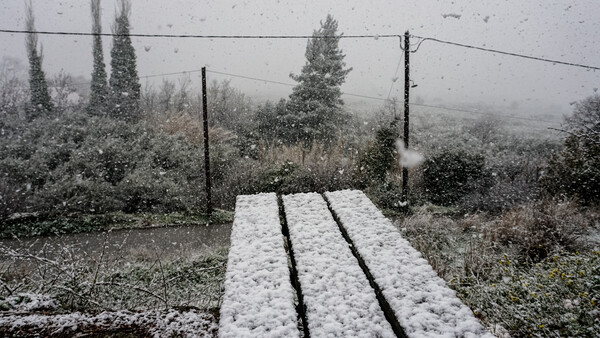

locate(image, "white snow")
[[282, 193, 395, 337], [325, 190, 494, 338], [218, 193, 299, 338], [0, 309, 218, 337], [1, 293, 57, 312], [396, 140, 424, 168]]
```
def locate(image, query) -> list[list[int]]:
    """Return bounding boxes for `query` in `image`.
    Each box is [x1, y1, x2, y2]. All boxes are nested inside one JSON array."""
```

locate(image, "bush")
[[423, 150, 485, 206], [541, 95, 600, 205], [460, 158, 540, 214], [0, 111, 208, 217], [542, 136, 600, 205], [354, 121, 399, 188]]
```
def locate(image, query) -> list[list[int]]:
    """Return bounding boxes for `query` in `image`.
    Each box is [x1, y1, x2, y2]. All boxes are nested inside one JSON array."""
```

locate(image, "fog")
[[1, 0, 599, 116]]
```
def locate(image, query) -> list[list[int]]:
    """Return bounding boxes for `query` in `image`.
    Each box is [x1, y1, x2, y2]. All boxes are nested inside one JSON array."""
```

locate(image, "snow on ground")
[[283, 192, 395, 337], [325, 190, 494, 338], [218, 193, 299, 338], [0, 293, 58, 312], [0, 308, 218, 337]]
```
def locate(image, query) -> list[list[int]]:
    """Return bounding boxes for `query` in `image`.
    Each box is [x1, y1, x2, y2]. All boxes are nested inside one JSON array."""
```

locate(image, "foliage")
[[0, 111, 209, 219], [207, 79, 254, 134], [364, 182, 404, 212], [25, 2, 53, 119], [355, 120, 400, 187], [109, 0, 141, 122], [87, 0, 109, 116], [542, 95, 600, 205], [422, 150, 485, 206], [254, 99, 291, 144], [286, 14, 352, 146], [453, 251, 600, 337]]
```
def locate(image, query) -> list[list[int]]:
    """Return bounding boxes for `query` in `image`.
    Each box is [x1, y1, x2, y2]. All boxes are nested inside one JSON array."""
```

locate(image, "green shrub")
[[354, 121, 399, 188], [0, 111, 208, 217], [423, 150, 485, 206], [541, 95, 600, 205], [542, 136, 600, 205]]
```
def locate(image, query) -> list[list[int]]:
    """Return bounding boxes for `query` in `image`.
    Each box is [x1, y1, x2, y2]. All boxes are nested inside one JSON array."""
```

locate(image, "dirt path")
[[0, 223, 232, 262]]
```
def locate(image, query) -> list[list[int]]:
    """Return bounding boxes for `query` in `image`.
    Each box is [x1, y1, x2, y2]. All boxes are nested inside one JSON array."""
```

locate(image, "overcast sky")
[[1, 0, 599, 115]]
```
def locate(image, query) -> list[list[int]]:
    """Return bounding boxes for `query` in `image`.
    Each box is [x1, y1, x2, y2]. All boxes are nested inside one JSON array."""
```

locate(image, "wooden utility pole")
[[402, 31, 410, 203], [201, 67, 212, 216]]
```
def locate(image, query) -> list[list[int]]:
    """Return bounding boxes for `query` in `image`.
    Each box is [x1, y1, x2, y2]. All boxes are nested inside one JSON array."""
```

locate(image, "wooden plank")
[[219, 193, 299, 338]]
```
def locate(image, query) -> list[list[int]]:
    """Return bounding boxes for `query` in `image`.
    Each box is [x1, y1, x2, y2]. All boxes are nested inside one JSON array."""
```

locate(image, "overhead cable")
[[2, 28, 598, 70], [410, 35, 600, 71], [0, 29, 399, 40]]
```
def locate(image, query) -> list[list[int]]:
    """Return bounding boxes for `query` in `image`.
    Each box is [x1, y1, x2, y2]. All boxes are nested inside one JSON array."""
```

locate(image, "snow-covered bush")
[[0, 110, 208, 218], [354, 121, 399, 188]]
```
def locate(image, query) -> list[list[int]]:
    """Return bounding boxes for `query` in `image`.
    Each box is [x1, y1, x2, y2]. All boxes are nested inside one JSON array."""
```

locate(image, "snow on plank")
[[219, 193, 299, 338], [282, 192, 395, 337], [325, 190, 494, 338]]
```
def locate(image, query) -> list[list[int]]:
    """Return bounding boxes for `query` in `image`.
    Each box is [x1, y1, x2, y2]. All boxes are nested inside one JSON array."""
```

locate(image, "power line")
[[387, 49, 404, 99], [410, 35, 600, 71], [205, 70, 389, 101], [3, 28, 599, 70], [207, 70, 294, 87], [0, 29, 399, 40]]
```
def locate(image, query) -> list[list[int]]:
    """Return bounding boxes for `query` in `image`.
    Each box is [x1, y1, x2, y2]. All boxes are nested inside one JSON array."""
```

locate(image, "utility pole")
[[201, 67, 212, 216], [402, 31, 410, 203]]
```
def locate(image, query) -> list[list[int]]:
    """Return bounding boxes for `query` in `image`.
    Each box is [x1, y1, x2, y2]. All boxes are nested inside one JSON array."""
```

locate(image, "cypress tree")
[[287, 14, 352, 147], [88, 0, 108, 115], [109, 0, 140, 122], [25, 2, 52, 119]]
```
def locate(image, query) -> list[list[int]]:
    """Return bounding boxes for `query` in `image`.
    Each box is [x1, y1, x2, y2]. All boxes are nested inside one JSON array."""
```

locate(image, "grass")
[[0, 209, 234, 239]]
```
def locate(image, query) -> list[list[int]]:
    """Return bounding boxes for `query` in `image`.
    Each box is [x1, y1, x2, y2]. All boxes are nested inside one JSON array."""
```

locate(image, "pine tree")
[[25, 1, 52, 119], [109, 0, 140, 122], [287, 14, 352, 146], [88, 0, 108, 115]]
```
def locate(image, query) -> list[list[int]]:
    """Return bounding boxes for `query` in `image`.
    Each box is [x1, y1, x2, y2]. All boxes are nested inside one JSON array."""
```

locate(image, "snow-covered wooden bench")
[[220, 190, 492, 337]]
